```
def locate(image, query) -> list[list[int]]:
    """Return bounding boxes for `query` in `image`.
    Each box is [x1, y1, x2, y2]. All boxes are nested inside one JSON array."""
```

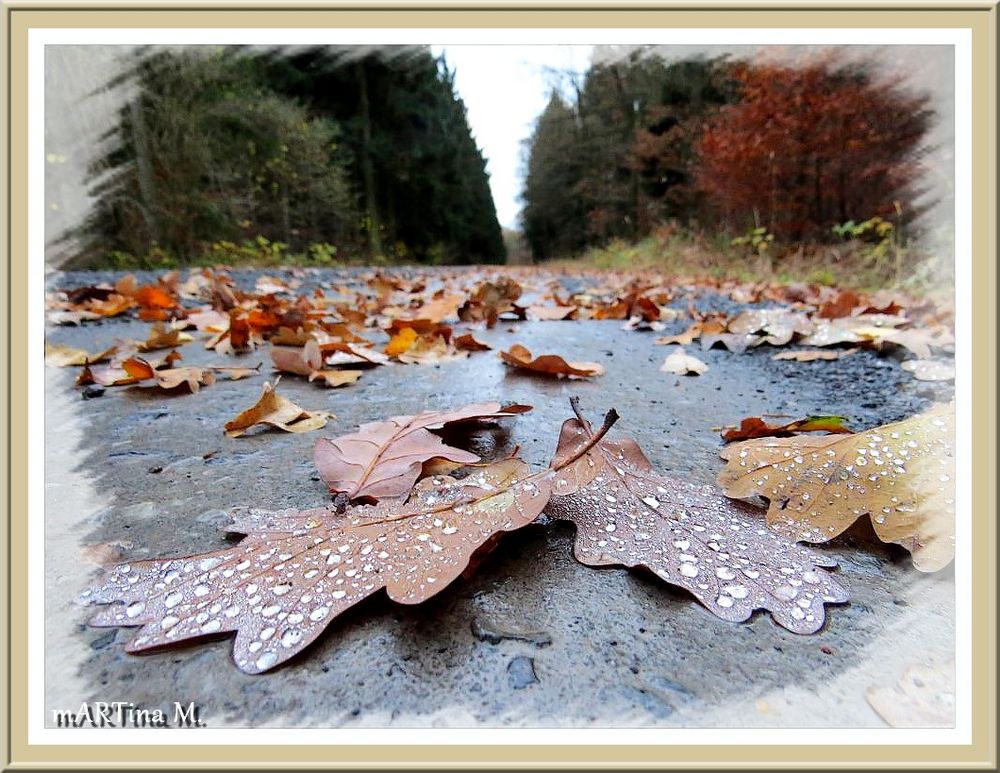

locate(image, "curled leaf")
[[660, 346, 708, 376], [45, 342, 117, 367], [499, 344, 604, 379], [721, 415, 853, 443], [225, 382, 333, 437], [772, 348, 858, 362]]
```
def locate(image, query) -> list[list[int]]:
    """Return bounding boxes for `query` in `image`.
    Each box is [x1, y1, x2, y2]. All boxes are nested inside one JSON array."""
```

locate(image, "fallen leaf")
[[721, 415, 853, 443], [660, 346, 708, 376], [137, 322, 193, 352], [525, 305, 578, 321], [772, 348, 859, 362], [545, 400, 849, 634], [385, 327, 419, 356], [308, 370, 363, 388], [82, 416, 616, 674], [499, 344, 604, 379], [122, 356, 217, 392], [866, 661, 955, 727], [45, 342, 117, 367], [271, 340, 324, 377], [655, 319, 726, 346], [225, 382, 333, 437], [454, 333, 491, 352], [314, 402, 531, 503], [900, 360, 955, 382], [718, 404, 954, 571], [727, 309, 814, 346]]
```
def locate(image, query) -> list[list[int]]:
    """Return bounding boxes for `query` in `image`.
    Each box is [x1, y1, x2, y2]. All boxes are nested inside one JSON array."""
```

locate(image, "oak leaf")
[[545, 402, 849, 634], [313, 402, 531, 503], [82, 431, 616, 674], [718, 404, 954, 571], [499, 344, 604, 379]]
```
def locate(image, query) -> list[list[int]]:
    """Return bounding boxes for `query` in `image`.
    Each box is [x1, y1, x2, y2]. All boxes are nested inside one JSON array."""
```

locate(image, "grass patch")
[[551, 225, 948, 295]]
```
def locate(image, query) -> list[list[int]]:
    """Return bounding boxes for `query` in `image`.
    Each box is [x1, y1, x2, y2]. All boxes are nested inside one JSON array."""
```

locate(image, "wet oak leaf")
[[544, 407, 849, 634], [718, 404, 954, 571], [313, 402, 532, 503], [82, 457, 557, 674], [225, 382, 333, 437], [499, 344, 604, 379]]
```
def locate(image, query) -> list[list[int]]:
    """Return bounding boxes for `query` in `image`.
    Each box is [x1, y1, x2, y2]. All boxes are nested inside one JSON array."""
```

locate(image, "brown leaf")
[[137, 322, 193, 352], [224, 382, 333, 437], [718, 404, 954, 571], [82, 458, 554, 673], [454, 333, 491, 352], [499, 344, 604, 379], [313, 401, 531, 502], [308, 370, 363, 388], [721, 415, 853, 443], [271, 340, 324, 377], [525, 305, 578, 321], [654, 319, 726, 346], [545, 403, 849, 634], [772, 348, 858, 362]]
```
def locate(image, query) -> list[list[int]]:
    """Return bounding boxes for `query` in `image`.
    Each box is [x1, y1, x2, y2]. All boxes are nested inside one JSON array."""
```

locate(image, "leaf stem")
[[552, 404, 619, 471]]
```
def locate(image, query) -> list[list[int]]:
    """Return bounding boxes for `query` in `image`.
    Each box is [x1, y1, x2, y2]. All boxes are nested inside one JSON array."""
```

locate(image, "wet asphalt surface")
[[44, 267, 955, 728]]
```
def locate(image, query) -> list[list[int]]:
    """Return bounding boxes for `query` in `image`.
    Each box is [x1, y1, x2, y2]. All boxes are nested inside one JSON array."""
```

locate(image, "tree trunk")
[[356, 62, 382, 257]]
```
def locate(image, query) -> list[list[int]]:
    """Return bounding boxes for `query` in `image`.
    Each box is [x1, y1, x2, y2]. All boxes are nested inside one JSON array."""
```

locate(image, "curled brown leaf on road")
[[721, 415, 853, 443], [500, 344, 605, 379], [225, 382, 334, 437]]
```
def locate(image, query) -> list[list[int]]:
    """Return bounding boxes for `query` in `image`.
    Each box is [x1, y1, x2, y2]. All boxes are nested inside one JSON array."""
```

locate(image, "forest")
[[71, 45, 933, 279], [72, 45, 504, 268]]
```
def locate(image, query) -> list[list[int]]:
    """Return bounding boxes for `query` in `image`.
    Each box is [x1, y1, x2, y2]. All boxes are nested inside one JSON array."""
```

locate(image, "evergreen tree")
[[521, 93, 587, 260]]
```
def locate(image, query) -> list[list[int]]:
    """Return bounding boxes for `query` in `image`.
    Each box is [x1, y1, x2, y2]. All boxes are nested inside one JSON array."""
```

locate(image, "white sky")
[[433, 45, 593, 230]]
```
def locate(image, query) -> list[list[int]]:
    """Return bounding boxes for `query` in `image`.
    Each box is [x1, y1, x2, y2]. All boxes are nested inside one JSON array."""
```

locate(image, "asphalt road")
[[43, 267, 956, 728]]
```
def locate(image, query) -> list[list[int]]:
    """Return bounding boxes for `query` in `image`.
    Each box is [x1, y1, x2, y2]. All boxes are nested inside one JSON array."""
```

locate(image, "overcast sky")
[[433, 45, 593, 230]]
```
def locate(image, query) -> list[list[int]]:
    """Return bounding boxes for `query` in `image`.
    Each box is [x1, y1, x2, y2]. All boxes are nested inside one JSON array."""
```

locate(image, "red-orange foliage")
[[694, 57, 932, 241]]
